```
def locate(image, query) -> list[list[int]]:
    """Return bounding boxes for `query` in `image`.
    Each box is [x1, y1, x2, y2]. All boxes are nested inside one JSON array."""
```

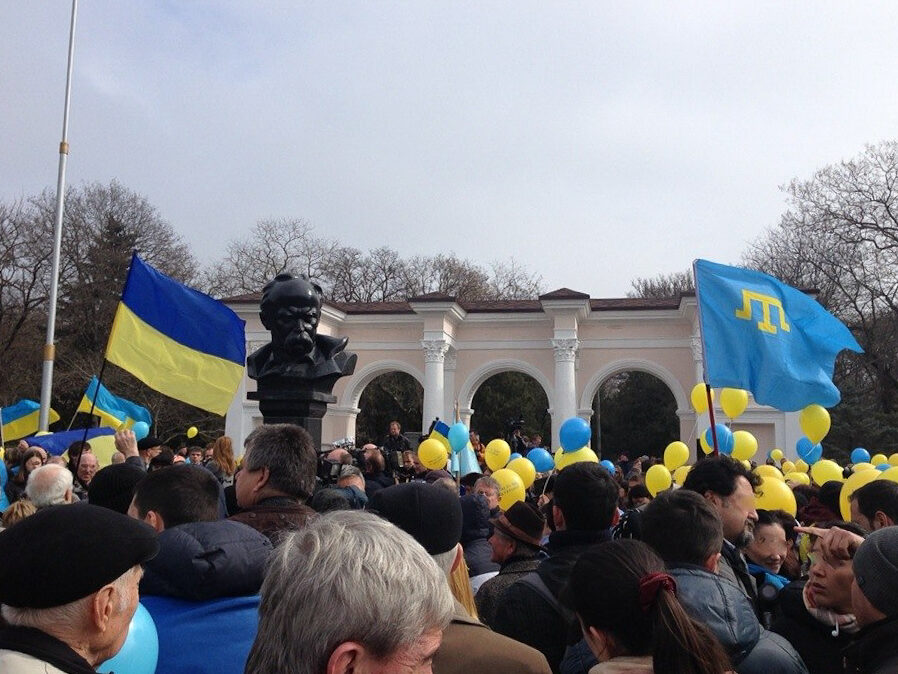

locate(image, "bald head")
[[26, 464, 74, 508]]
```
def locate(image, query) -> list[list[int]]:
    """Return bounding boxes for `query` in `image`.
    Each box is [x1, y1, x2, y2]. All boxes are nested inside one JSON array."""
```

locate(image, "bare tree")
[[628, 269, 694, 298]]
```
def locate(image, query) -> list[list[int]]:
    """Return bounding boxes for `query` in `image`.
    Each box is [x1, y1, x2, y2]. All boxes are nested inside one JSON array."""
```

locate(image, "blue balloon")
[[797, 439, 823, 464], [132, 421, 150, 441], [447, 422, 469, 454], [528, 447, 554, 472], [98, 603, 158, 674], [851, 447, 871, 464], [600, 459, 615, 473], [704, 424, 734, 455], [559, 417, 591, 452], [877, 463, 890, 472], [508, 452, 523, 462]]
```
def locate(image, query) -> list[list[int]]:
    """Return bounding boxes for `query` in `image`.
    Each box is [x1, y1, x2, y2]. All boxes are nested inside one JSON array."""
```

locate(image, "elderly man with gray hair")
[[245, 510, 454, 673], [25, 464, 74, 509]]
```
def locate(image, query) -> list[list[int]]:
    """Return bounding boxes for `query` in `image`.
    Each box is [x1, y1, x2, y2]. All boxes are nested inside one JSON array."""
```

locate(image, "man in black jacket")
[[128, 464, 272, 674], [491, 462, 618, 673]]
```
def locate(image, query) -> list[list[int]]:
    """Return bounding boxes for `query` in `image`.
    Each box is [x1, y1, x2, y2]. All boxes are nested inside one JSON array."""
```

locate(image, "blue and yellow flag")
[[694, 259, 863, 411], [430, 419, 451, 452], [77, 376, 152, 429], [105, 253, 246, 416], [1, 400, 60, 441]]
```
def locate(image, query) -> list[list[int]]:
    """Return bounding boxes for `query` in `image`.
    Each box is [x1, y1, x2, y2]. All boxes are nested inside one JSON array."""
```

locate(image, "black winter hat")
[[369, 482, 462, 555], [853, 526, 898, 617], [0, 504, 158, 608], [88, 463, 147, 514], [137, 436, 161, 452]]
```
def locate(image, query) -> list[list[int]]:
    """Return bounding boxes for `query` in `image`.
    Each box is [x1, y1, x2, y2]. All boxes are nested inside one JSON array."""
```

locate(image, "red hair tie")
[[638, 572, 676, 612]]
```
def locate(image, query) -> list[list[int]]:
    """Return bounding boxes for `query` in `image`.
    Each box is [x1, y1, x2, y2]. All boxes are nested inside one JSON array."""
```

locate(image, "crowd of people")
[[1, 421, 898, 674]]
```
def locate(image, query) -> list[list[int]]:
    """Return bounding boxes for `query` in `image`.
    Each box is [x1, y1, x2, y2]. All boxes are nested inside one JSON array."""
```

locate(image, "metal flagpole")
[[39, 0, 79, 430], [692, 260, 719, 456]]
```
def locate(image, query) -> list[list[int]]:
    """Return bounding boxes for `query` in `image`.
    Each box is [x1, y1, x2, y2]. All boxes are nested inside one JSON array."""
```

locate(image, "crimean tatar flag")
[[694, 259, 863, 411], [77, 376, 152, 429], [1, 400, 60, 441], [105, 253, 246, 415]]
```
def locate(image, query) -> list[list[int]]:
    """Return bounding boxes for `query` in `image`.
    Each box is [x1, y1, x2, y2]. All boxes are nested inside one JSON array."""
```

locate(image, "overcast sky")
[[3, 2, 897, 296]]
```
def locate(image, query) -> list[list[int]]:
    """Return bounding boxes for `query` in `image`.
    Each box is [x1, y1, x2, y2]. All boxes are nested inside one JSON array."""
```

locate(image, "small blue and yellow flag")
[[77, 376, 152, 430], [430, 419, 451, 452], [105, 253, 246, 416], [1, 400, 60, 441], [694, 259, 863, 411]]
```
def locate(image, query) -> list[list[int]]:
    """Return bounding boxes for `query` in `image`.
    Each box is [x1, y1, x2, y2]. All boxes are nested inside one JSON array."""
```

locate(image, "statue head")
[[259, 273, 324, 361]]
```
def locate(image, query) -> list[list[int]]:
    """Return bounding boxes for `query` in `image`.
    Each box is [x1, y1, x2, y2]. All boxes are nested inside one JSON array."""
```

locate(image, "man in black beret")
[[0, 504, 158, 673], [369, 482, 552, 674]]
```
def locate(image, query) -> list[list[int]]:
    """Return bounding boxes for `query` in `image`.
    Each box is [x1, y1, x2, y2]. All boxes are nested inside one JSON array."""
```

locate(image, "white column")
[[551, 338, 579, 448], [443, 348, 457, 421], [422, 339, 449, 429]]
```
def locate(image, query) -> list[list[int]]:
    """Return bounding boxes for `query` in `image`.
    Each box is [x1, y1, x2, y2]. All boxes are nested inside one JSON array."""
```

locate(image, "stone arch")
[[458, 359, 554, 412], [341, 359, 426, 410], [578, 358, 688, 413]]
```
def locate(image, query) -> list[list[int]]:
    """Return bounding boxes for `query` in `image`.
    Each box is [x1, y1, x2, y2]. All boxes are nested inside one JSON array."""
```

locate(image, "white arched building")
[[224, 289, 801, 458]]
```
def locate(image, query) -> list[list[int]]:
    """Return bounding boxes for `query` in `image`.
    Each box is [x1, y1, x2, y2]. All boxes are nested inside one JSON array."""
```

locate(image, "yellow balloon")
[[799, 404, 831, 445], [770, 449, 784, 462], [417, 438, 448, 470], [871, 453, 888, 466], [645, 464, 672, 496], [720, 388, 749, 419], [699, 433, 713, 455], [754, 476, 797, 516], [485, 439, 511, 472], [794, 458, 809, 473], [663, 441, 689, 471], [186, 426, 198, 439], [491, 468, 525, 511], [890, 453, 898, 467], [781, 460, 796, 473], [741, 459, 752, 471], [878, 466, 898, 484], [840, 470, 879, 520], [691, 384, 713, 414], [673, 465, 692, 485], [810, 459, 843, 486], [755, 465, 785, 481], [555, 447, 599, 470], [785, 472, 811, 486], [853, 462, 876, 473], [731, 431, 758, 461], [507, 457, 536, 489]]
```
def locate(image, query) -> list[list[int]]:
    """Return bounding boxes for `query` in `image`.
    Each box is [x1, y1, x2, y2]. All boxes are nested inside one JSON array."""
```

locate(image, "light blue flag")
[[694, 259, 863, 411], [450, 445, 482, 476]]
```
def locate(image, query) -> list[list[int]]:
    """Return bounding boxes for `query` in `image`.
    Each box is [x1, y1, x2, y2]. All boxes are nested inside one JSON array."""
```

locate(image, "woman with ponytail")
[[563, 539, 732, 674]]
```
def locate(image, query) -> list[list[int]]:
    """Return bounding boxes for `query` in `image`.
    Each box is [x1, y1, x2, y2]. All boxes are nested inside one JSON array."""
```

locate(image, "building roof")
[[222, 290, 694, 315]]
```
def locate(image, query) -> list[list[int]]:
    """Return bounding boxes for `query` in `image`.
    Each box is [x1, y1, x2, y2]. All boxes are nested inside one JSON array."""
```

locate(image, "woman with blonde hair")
[[206, 435, 237, 487]]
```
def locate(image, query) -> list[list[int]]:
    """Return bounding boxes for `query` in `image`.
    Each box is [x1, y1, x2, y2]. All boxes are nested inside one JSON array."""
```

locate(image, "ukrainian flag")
[[105, 253, 246, 416], [77, 376, 152, 429], [1, 400, 60, 441], [430, 419, 451, 452]]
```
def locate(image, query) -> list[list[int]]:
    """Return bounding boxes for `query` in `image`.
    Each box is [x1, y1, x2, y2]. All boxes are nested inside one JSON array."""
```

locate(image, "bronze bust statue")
[[247, 273, 356, 386]]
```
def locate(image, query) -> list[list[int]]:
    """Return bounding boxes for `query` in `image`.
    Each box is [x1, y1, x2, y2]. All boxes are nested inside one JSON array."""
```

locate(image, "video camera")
[[318, 438, 410, 485]]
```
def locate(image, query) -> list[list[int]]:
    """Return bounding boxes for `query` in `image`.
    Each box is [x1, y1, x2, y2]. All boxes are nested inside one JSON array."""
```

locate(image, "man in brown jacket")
[[370, 482, 552, 674], [230, 424, 316, 544]]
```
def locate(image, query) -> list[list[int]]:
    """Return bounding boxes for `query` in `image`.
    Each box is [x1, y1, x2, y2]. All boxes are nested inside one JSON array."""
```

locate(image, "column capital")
[[422, 339, 450, 363], [551, 338, 580, 362], [443, 349, 457, 371]]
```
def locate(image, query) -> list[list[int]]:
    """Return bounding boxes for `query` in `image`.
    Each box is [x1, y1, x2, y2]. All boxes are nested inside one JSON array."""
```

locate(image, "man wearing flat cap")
[[0, 504, 158, 673], [369, 482, 551, 674], [475, 501, 546, 628]]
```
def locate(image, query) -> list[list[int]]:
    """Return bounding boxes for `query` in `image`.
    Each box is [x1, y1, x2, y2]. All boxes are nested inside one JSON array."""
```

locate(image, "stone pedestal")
[[248, 384, 337, 451]]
